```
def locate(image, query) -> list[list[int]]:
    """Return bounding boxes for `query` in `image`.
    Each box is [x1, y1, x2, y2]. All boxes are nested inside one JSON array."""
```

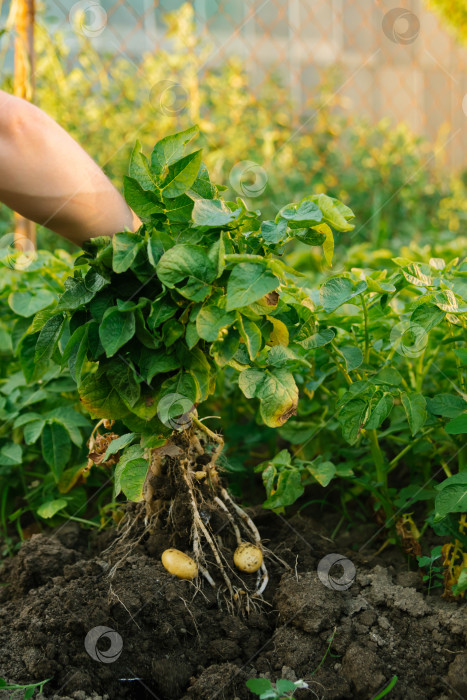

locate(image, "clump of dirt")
[[0, 512, 465, 700]]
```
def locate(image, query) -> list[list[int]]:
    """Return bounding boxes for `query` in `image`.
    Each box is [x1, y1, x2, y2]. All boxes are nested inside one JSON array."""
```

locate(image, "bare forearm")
[[0, 91, 140, 244]]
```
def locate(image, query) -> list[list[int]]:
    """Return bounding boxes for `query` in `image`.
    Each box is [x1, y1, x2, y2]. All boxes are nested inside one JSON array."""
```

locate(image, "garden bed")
[[0, 509, 465, 700]]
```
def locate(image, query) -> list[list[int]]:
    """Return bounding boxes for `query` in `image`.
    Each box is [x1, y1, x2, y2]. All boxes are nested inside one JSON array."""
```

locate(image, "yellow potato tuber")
[[161, 548, 198, 580], [233, 543, 263, 573]]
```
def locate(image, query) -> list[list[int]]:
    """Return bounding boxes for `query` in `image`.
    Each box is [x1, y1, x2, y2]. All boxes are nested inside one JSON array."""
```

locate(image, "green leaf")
[[112, 232, 144, 273], [123, 176, 163, 220], [245, 678, 273, 696], [341, 345, 363, 372], [162, 318, 184, 347], [41, 422, 71, 480], [156, 244, 217, 302], [24, 419, 46, 444], [366, 394, 393, 430], [105, 359, 141, 408], [263, 469, 304, 509], [164, 193, 194, 222], [37, 498, 68, 519], [12, 412, 42, 429], [427, 394, 466, 419], [151, 125, 199, 172], [161, 149, 203, 199], [129, 140, 157, 190], [267, 345, 311, 369], [410, 303, 445, 331], [338, 398, 368, 444], [191, 196, 241, 228], [0, 443, 22, 466], [196, 305, 235, 342], [226, 263, 279, 311], [79, 370, 129, 419], [237, 315, 262, 361], [401, 392, 427, 436], [372, 367, 403, 386], [158, 372, 198, 406], [34, 314, 65, 368], [120, 458, 149, 502], [62, 324, 89, 385], [296, 328, 335, 349], [293, 228, 326, 245], [139, 348, 181, 384], [452, 567, 467, 595], [210, 328, 240, 366], [9, 289, 55, 317], [191, 162, 215, 198], [309, 193, 355, 231], [319, 277, 367, 313], [454, 348, 467, 365], [276, 197, 323, 229], [113, 444, 145, 497], [306, 460, 336, 487], [147, 296, 178, 329], [103, 433, 136, 461], [278, 198, 323, 228], [445, 413, 467, 434], [260, 219, 287, 245], [99, 307, 135, 357], [19, 333, 39, 383], [238, 368, 265, 399], [435, 483, 467, 520], [57, 269, 109, 311], [276, 679, 299, 694]]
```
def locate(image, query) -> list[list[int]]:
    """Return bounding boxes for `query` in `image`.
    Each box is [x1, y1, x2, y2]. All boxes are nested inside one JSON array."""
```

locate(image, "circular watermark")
[[0, 232, 36, 270], [69, 0, 107, 38], [462, 94, 467, 117], [149, 80, 189, 116], [390, 321, 428, 358], [382, 8, 420, 45], [317, 553, 356, 591], [157, 393, 194, 431], [229, 161, 268, 198], [84, 626, 123, 663]]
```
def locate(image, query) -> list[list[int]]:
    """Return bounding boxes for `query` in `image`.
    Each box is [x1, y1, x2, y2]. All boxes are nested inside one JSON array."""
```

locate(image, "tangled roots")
[[103, 417, 270, 611]]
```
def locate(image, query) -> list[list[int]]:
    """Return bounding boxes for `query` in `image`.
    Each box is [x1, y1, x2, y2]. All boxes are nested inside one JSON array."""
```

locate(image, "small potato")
[[233, 543, 263, 573], [161, 548, 198, 580]]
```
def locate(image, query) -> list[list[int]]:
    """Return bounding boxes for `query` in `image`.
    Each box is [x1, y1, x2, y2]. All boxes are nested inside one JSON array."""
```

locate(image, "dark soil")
[[0, 508, 466, 700]]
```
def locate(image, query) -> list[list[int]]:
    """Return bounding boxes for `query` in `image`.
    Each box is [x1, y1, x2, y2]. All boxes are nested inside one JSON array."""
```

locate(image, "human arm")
[[0, 90, 141, 245]]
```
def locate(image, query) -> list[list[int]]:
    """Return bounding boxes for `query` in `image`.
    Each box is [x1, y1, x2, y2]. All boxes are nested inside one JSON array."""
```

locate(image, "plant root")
[[100, 418, 275, 611], [141, 420, 273, 611]]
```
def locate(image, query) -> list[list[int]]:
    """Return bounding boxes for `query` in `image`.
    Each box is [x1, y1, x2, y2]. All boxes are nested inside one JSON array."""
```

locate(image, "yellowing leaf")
[[267, 316, 289, 346]]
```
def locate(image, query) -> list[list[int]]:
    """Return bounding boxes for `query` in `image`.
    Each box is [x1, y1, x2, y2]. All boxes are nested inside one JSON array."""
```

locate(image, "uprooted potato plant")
[[30, 125, 355, 605]]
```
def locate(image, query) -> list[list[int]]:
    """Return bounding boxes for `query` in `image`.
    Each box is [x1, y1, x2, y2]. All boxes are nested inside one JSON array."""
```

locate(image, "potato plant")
[[31, 125, 355, 599], [254, 251, 467, 595], [0, 251, 94, 541]]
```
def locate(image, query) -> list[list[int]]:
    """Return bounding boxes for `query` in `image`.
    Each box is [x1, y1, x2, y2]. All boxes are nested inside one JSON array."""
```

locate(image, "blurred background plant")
[[1, 4, 466, 263]]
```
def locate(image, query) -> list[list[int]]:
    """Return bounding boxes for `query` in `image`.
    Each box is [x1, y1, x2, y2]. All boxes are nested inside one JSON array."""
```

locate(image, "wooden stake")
[[13, 0, 36, 249]]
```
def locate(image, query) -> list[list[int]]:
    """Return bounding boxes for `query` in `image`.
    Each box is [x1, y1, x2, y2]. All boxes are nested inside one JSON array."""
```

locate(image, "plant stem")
[[367, 428, 393, 520], [330, 342, 352, 385], [66, 515, 100, 528], [388, 430, 433, 472], [311, 626, 337, 675], [368, 429, 386, 488], [360, 293, 370, 363]]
